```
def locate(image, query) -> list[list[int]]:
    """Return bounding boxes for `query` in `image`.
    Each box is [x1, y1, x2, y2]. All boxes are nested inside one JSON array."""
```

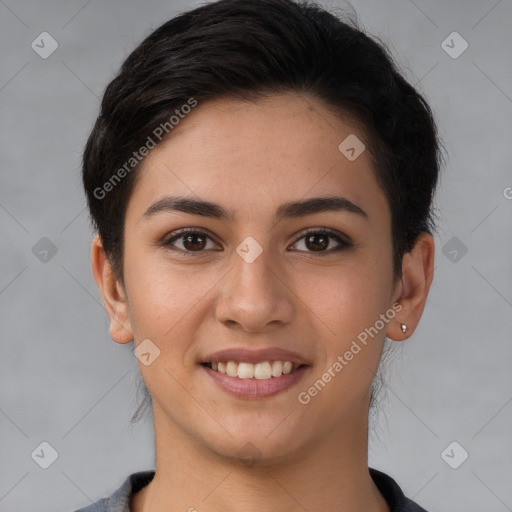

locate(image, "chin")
[[199, 419, 310, 467], [209, 438, 301, 468]]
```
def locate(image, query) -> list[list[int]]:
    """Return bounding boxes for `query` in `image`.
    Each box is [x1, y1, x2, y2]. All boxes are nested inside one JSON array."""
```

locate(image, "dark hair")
[[82, 0, 443, 423]]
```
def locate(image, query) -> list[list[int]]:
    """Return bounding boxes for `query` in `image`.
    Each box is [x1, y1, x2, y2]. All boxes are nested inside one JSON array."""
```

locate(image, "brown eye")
[[290, 228, 352, 254], [163, 229, 218, 254], [305, 233, 329, 251], [162, 227, 351, 256], [182, 233, 207, 251]]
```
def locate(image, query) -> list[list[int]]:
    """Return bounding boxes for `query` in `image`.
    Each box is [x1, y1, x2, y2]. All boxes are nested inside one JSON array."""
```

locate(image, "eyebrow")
[[142, 195, 368, 222]]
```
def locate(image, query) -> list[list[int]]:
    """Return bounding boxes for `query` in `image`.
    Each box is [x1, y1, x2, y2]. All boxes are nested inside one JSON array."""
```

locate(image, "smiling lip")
[[200, 347, 310, 365], [201, 364, 309, 398], [199, 346, 311, 398]]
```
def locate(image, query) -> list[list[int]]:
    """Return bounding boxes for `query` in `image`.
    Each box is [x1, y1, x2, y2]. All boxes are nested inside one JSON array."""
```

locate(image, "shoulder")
[[369, 468, 429, 512], [72, 470, 155, 512]]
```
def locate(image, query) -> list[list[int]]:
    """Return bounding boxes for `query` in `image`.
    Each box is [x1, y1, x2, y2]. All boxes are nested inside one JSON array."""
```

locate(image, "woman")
[[75, 0, 442, 510]]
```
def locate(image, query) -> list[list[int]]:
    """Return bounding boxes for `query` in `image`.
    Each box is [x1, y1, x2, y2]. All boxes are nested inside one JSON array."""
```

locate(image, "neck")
[[131, 404, 389, 512]]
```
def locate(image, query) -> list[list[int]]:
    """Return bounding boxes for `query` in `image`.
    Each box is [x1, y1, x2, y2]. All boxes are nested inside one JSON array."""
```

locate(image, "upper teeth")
[[211, 361, 299, 379]]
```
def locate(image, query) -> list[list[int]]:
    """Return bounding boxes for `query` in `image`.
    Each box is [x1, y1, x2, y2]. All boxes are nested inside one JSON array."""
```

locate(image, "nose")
[[214, 241, 295, 333]]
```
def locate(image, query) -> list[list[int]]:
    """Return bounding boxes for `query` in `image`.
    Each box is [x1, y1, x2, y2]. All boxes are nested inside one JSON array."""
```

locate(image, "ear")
[[387, 232, 435, 341], [91, 234, 134, 344]]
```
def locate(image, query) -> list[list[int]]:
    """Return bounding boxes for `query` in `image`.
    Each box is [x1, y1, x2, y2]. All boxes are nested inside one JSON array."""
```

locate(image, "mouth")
[[200, 360, 303, 379], [199, 359, 310, 398]]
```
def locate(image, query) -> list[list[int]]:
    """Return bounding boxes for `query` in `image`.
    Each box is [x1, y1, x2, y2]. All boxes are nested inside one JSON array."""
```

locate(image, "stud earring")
[[400, 323, 408, 334]]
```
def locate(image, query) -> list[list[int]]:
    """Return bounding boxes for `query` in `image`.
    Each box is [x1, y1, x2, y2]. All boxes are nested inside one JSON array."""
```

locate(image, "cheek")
[[123, 249, 213, 342], [124, 258, 216, 396], [296, 262, 392, 415], [297, 255, 393, 342], [297, 256, 394, 410]]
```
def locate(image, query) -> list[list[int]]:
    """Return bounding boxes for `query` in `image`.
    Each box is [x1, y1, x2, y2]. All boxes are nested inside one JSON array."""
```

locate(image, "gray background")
[[1, 0, 511, 510]]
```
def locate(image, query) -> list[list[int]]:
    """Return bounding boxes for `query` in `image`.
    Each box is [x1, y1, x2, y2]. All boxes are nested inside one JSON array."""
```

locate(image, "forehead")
[[125, 93, 389, 224]]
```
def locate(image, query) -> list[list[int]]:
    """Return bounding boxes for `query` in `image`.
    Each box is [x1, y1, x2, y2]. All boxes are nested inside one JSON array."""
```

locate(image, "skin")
[[91, 92, 434, 512]]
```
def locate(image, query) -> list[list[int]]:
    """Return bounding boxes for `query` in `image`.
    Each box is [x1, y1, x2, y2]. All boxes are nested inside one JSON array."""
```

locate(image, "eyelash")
[[161, 227, 352, 256]]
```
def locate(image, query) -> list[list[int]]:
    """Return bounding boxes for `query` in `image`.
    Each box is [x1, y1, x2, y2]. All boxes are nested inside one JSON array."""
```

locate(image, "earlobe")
[[91, 234, 134, 344], [387, 232, 435, 341]]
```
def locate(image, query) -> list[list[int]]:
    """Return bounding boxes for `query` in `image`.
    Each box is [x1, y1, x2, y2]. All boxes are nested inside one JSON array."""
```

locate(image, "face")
[[109, 93, 404, 463]]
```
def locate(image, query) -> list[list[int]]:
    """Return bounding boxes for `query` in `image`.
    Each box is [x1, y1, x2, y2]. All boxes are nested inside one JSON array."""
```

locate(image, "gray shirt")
[[73, 468, 428, 511]]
